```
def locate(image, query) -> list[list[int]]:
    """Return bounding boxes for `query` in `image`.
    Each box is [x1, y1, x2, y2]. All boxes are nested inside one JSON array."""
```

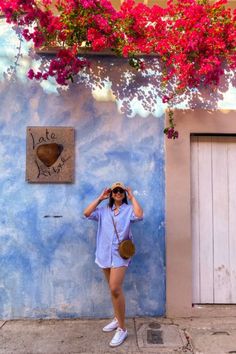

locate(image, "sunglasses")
[[112, 188, 125, 194]]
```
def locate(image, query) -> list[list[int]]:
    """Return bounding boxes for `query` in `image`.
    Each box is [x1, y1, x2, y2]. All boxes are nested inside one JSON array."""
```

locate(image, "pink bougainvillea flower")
[[27, 69, 35, 79]]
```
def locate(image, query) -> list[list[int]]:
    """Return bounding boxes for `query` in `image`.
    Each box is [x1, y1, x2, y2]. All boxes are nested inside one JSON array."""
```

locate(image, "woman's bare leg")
[[102, 268, 117, 321], [109, 267, 127, 330], [102, 268, 111, 284]]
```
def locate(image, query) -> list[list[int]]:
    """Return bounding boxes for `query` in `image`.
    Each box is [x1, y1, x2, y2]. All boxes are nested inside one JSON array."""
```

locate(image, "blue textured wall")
[[0, 20, 165, 319]]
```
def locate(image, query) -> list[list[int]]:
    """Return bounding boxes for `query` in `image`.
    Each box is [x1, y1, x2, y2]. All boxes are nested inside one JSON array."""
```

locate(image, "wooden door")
[[191, 135, 236, 304]]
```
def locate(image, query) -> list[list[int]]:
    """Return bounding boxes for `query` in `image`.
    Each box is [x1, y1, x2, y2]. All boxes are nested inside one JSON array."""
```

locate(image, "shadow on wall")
[[2, 20, 236, 117], [81, 56, 236, 112]]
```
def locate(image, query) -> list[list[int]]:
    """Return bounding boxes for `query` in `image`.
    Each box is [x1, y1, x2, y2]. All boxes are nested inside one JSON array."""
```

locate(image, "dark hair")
[[108, 191, 128, 208]]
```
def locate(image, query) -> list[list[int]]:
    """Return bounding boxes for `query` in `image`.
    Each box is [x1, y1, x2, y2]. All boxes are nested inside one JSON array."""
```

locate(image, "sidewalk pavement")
[[1, 316, 236, 354]]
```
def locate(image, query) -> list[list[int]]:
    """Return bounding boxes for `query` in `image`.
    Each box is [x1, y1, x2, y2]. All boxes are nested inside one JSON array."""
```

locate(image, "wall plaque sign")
[[26, 126, 75, 183]]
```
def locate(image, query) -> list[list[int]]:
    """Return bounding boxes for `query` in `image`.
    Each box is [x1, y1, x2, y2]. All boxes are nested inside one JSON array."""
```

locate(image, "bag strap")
[[111, 215, 121, 243]]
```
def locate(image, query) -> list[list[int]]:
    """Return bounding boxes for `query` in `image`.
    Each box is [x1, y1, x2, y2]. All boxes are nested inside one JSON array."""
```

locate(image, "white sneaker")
[[109, 327, 128, 347], [102, 318, 119, 332]]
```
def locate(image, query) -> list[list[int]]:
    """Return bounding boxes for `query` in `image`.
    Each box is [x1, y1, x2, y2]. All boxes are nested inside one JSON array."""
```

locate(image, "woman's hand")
[[126, 186, 143, 218], [126, 186, 134, 201], [98, 188, 111, 201], [83, 188, 111, 217]]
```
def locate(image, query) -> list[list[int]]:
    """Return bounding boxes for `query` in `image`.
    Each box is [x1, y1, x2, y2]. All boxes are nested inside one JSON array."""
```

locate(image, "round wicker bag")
[[118, 239, 136, 259]]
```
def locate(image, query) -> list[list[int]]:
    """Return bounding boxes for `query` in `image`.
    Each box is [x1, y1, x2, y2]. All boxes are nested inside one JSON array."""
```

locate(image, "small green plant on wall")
[[1, 0, 236, 138]]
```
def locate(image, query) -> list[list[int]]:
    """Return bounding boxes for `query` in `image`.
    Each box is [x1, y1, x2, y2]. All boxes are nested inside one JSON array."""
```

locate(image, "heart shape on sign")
[[36, 143, 63, 167]]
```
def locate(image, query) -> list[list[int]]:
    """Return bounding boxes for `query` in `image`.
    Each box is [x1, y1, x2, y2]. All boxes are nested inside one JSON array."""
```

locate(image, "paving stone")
[[137, 322, 188, 352], [186, 327, 236, 354], [174, 317, 236, 330], [0, 319, 137, 354]]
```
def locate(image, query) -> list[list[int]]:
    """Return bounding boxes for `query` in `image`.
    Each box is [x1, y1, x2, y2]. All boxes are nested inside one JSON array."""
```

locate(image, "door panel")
[[191, 136, 236, 304]]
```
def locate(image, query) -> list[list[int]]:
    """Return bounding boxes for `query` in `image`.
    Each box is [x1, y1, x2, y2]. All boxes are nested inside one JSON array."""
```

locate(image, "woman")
[[83, 181, 143, 347]]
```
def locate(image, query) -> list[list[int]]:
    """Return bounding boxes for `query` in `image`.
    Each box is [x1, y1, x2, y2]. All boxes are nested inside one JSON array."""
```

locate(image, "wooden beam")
[[225, 0, 236, 9]]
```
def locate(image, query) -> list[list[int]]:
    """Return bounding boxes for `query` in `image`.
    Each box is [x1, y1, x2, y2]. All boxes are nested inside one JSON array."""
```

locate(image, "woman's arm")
[[126, 187, 143, 218], [83, 188, 111, 217]]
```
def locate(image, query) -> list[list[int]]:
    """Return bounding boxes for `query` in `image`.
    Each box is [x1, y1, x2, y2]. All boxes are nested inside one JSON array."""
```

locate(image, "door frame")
[[165, 109, 236, 317]]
